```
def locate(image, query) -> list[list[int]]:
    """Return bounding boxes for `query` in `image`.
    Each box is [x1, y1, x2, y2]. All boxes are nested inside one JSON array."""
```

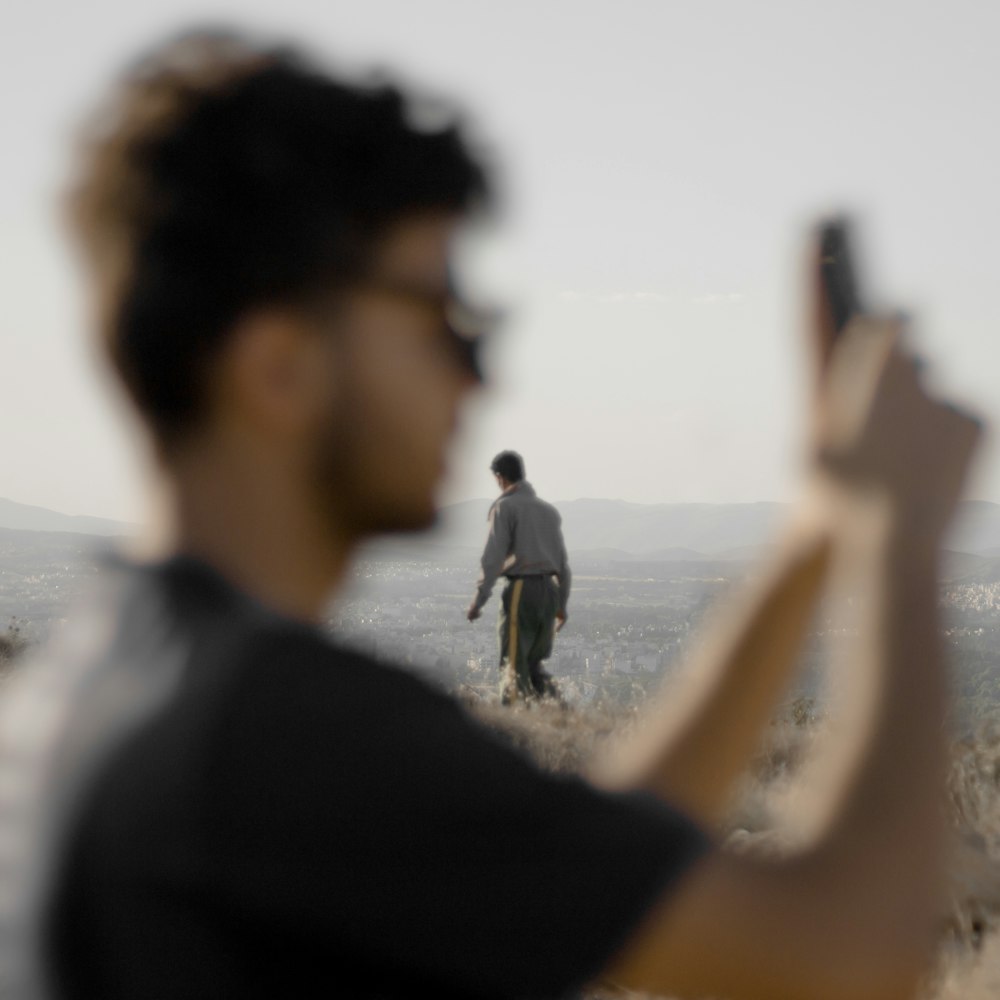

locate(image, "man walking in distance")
[[466, 451, 570, 703], [0, 26, 985, 1000]]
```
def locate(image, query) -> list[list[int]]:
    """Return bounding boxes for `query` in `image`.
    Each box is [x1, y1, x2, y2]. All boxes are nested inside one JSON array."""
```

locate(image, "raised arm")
[[590, 240, 841, 827], [601, 316, 981, 1000]]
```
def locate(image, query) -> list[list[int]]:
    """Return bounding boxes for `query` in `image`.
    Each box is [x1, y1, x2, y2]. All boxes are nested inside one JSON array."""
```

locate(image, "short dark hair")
[[490, 450, 524, 483], [67, 29, 489, 447]]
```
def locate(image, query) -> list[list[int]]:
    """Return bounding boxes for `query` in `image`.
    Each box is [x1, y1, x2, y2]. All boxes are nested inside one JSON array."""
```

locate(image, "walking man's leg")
[[497, 580, 535, 703], [525, 578, 562, 702]]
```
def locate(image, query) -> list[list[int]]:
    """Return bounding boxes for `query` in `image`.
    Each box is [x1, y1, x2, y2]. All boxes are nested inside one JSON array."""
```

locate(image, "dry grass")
[[931, 725, 1000, 998], [467, 690, 1000, 1000], [9, 610, 1000, 997], [463, 693, 637, 774]]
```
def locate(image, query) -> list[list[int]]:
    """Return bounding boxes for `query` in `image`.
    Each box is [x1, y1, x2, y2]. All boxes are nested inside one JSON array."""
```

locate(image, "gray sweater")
[[473, 482, 571, 614]]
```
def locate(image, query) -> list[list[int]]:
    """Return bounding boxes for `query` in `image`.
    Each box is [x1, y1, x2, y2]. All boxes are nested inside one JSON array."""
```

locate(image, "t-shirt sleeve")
[[207, 629, 710, 999]]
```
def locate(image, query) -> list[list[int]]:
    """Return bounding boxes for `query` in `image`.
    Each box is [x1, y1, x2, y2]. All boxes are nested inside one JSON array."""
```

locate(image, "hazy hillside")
[[0, 497, 131, 537], [429, 498, 785, 556], [944, 551, 1000, 586], [6, 494, 1000, 561], [425, 497, 1000, 561]]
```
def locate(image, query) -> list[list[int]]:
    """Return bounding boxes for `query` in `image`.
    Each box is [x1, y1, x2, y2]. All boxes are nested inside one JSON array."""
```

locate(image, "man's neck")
[[146, 448, 354, 623]]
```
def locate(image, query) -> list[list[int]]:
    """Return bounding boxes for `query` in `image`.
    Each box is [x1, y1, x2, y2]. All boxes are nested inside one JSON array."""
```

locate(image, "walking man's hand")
[[556, 612, 567, 632], [466, 603, 481, 622]]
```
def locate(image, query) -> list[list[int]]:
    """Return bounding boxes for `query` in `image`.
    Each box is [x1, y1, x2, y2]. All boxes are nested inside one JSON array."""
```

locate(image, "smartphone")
[[819, 219, 864, 335]]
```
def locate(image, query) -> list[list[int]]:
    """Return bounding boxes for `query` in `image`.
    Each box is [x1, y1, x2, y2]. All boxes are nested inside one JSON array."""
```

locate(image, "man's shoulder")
[[488, 490, 519, 524], [518, 486, 561, 522], [536, 495, 561, 519], [499, 481, 556, 511]]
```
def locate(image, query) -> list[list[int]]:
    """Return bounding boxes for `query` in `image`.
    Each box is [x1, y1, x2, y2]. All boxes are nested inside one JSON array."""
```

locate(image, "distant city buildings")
[[4, 533, 1000, 723], [327, 557, 730, 706]]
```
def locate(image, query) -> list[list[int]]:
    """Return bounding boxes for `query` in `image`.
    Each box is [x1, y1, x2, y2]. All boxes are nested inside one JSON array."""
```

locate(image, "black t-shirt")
[[28, 556, 708, 999]]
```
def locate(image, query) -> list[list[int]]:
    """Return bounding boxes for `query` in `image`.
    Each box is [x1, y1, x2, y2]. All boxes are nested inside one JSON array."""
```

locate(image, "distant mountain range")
[[5, 494, 1000, 562], [426, 498, 784, 558], [424, 497, 1000, 562], [0, 497, 131, 537]]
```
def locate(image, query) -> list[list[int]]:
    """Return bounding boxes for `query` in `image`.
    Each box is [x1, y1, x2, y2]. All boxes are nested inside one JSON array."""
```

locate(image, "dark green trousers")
[[497, 576, 561, 704]]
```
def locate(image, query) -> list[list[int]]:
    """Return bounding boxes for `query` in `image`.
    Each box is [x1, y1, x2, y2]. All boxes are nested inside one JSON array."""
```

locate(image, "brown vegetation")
[[468, 692, 1000, 1000]]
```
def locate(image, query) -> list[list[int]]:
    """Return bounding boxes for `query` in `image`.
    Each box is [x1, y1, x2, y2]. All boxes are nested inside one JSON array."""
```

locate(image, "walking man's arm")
[[467, 503, 512, 621], [555, 521, 571, 631]]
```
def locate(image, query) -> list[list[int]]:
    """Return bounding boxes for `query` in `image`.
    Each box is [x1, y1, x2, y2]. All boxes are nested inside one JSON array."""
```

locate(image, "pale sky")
[[4, 0, 1000, 523]]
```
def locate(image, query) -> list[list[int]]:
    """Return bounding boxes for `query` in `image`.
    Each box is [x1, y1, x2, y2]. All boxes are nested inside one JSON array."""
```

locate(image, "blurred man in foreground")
[[467, 450, 570, 703], [0, 28, 982, 1000]]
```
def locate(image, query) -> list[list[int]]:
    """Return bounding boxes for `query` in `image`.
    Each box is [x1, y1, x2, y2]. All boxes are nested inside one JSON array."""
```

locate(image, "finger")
[[816, 313, 911, 459], [821, 315, 891, 415], [833, 312, 906, 385]]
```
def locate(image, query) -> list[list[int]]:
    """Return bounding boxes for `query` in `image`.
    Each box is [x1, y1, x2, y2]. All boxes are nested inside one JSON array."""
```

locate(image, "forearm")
[[603, 518, 948, 1000], [605, 252, 979, 1000], [805, 517, 948, 928], [726, 521, 950, 997], [472, 573, 498, 611], [591, 517, 831, 826], [472, 550, 504, 611], [472, 512, 510, 611]]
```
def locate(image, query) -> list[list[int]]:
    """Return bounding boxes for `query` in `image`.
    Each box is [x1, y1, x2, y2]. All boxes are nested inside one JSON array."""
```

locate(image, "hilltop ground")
[[467, 693, 1000, 1000], [5, 620, 1000, 997], [6, 519, 1000, 996]]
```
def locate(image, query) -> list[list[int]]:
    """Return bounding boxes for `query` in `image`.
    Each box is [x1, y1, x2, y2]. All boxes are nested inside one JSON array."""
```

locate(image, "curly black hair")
[[67, 28, 490, 446]]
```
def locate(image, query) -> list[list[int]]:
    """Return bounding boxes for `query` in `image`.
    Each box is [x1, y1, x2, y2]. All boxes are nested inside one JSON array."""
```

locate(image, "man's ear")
[[215, 310, 337, 437]]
